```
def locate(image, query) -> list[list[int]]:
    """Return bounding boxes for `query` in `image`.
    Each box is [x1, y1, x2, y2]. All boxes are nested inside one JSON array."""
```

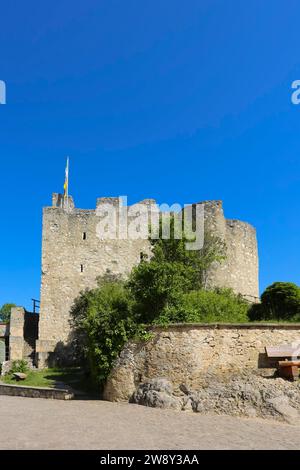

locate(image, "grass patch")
[[2, 367, 97, 393]]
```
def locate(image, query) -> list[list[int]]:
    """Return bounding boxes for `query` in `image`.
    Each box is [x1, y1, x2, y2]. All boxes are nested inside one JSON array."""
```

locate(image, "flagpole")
[[66, 157, 69, 212], [63, 157, 70, 211]]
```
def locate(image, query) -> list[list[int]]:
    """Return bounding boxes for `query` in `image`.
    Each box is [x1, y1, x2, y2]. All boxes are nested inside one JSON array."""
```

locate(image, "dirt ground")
[[0, 395, 299, 450]]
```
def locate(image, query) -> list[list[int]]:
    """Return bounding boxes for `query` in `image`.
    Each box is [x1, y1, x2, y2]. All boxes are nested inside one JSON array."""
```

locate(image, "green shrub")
[[155, 288, 250, 324], [8, 360, 29, 375], [248, 282, 300, 321], [128, 261, 196, 323], [247, 302, 268, 321], [70, 279, 137, 387]]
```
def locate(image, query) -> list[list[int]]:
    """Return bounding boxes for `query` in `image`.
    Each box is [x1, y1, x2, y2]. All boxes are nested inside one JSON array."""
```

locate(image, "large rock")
[[184, 372, 300, 422], [103, 366, 135, 402], [129, 372, 300, 423], [266, 396, 299, 425], [132, 379, 182, 410]]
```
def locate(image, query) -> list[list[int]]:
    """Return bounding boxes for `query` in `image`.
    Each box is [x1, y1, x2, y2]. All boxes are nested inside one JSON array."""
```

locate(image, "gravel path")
[[0, 396, 299, 450]]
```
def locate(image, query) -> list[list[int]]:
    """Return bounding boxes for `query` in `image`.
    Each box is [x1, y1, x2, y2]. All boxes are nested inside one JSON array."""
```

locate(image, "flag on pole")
[[63, 157, 69, 200]]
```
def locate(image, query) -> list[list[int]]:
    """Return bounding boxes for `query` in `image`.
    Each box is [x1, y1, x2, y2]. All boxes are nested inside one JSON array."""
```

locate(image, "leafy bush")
[[248, 282, 300, 321], [155, 288, 250, 324], [70, 279, 137, 387], [247, 302, 267, 321]]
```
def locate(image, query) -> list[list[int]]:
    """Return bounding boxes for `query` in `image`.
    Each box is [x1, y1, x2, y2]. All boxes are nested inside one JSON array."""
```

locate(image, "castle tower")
[[202, 201, 259, 301], [36, 195, 259, 367], [36, 195, 154, 367]]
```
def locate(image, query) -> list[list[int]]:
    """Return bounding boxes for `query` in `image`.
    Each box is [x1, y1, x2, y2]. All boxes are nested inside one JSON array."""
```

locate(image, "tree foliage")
[[0, 303, 16, 323], [127, 225, 226, 323], [248, 282, 300, 321]]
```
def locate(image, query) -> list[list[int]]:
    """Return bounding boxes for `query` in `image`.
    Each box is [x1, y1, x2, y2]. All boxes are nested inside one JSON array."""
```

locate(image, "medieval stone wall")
[[103, 323, 300, 402], [37, 195, 259, 367]]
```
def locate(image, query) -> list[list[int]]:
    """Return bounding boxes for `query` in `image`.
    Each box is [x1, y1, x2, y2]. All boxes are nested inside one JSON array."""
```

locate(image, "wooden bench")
[[265, 343, 300, 381]]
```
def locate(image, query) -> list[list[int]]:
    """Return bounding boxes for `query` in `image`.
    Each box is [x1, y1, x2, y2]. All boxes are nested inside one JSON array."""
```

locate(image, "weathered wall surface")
[[37, 196, 259, 367], [9, 308, 39, 364], [103, 324, 300, 402], [9, 307, 25, 361], [203, 201, 259, 301]]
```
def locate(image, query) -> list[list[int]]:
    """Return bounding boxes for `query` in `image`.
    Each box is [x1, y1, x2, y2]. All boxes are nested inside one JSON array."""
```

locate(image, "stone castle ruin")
[[35, 194, 259, 367]]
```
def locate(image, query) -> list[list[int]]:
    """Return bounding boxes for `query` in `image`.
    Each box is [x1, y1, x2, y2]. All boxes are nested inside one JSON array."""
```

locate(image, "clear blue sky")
[[0, 1, 300, 310]]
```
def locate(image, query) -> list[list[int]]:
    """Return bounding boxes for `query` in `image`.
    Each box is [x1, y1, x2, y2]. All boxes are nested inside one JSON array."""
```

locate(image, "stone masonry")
[[9, 307, 26, 361], [36, 194, 259, 367], [103, 323, 300, 403], [8, 307, 39, 365]]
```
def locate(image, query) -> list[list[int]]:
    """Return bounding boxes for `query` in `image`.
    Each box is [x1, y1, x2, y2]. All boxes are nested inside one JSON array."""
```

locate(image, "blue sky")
[[0, 0, 300, 309]]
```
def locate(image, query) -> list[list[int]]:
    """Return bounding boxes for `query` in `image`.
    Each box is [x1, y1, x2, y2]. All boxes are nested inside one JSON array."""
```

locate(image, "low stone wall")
[[0, 383, 74, 400], [103, 323, 300, 402]]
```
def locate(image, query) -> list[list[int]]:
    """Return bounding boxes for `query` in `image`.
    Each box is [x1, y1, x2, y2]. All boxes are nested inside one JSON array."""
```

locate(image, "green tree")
[[127, 221, 226, 323], [127, 260, 195, 323], [0, 303, 16, 323], [248, 282, 300, 321]]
